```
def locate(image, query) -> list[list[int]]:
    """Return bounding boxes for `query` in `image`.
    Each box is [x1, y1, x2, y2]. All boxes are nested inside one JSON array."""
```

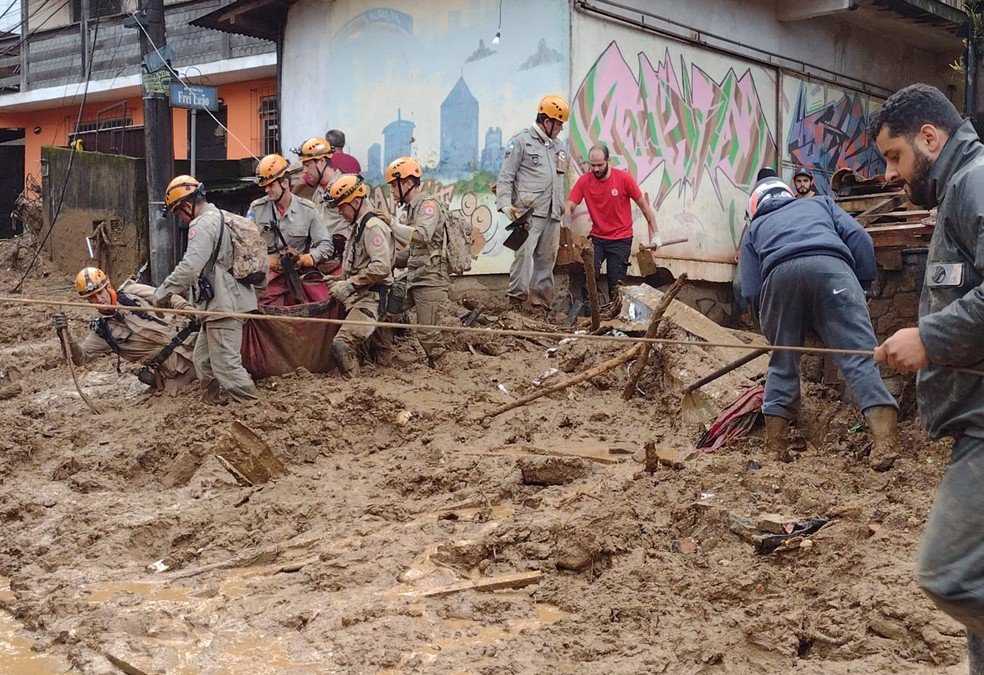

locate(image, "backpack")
[[440, 203, 474, 275], [212, 210, 267, 286]]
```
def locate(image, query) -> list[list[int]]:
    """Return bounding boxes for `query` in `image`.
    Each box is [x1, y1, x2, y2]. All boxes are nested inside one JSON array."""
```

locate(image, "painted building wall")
[[282, 0, 570, 274], [569, 15, 777, 282]]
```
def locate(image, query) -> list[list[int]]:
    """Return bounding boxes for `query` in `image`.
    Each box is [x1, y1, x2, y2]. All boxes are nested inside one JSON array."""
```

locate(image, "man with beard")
[[871, 83, 984, 667], [792, 167, 817, 198], [566, 144, 659, 299], [740, 176, 899, 467]]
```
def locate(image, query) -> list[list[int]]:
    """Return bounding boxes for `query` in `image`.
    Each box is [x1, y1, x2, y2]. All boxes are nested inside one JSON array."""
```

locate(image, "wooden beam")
[[400, 571, 544, 598]]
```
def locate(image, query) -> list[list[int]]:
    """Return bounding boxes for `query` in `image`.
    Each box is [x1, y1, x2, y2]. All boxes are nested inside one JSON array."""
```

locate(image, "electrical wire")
[[128, 9, 259, 162], [0, 0, 70, 58], [10, 12, 100, 293]]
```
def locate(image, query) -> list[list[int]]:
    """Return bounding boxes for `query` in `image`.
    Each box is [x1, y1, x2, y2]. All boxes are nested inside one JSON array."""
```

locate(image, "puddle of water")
[[83, 580, 194, 603], [0, 577, 68, 673]]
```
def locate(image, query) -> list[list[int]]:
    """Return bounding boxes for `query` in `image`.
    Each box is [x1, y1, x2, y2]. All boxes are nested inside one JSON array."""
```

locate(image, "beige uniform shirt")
[[154, 203, 259, 319], [497, 124, 567, 220], [77, 283, 196, 380], [343, 212, 394, 291], [248, 194, 333, 263], [392, 192, 450, 286]]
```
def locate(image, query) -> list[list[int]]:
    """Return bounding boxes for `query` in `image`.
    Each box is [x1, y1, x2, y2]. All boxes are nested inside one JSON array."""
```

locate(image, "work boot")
[[764, 414, 791, 463], [508, 297, 524, 312], [331, 340, 359, 379], [864, 405, 900, 471]]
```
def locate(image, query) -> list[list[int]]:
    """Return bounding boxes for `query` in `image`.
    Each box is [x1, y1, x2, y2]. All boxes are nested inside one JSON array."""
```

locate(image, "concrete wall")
[[282, 0, 570, 274], [41, 146, 149, 283]]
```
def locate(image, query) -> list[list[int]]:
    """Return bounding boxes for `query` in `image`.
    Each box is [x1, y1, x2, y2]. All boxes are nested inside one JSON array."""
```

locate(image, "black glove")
[[52, 312, 68, 330]]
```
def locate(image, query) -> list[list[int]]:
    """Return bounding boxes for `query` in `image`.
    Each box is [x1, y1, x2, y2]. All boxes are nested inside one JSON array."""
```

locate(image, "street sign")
[[142, 67, 171, 97], [169, 84, 218, 112]]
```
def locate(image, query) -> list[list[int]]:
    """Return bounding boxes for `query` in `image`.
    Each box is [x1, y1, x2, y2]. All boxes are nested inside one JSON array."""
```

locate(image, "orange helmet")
[[747, 177, 795, 219], [256, 154, 290, 186], [75, 266, 110, 297], [324, 174, 367, 208], [163, 175, 205, 213], [538, 94, 569, 122], [296, 136, 333, 162], [385, 156, 423, 183]]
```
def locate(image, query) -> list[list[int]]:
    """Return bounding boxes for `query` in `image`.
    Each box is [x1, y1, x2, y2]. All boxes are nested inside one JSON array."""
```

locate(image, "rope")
[[3, 295, 981, 378]]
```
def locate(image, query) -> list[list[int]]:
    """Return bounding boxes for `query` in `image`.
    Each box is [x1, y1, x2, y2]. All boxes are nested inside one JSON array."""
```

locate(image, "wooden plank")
[[835, 191, 906, 212], [854, 195, 904, 224], [401, 571, 544, 598]]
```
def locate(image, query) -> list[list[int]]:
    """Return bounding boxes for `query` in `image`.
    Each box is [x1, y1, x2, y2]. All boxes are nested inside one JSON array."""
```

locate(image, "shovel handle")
[[682, 347, 771, 395], [640, 237, 689, 251]]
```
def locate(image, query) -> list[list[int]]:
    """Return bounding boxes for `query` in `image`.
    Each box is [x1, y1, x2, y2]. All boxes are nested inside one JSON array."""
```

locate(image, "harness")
[[346, 212, 389, 312], [91, 291, 193, 376]]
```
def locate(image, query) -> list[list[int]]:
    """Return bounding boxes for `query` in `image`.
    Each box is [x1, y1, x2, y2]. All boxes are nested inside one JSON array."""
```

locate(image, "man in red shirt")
[[566, 144, 659, 298], [327, 129, 362, 174]]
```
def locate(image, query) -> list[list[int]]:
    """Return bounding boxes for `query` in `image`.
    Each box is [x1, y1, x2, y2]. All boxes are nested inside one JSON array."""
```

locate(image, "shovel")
[[680, 347, 770, 423], [502, 207, 535, 251]]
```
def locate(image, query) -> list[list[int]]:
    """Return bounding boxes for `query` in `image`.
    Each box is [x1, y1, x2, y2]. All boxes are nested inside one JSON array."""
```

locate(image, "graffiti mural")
[[283, 0, 569, 273], [781, 77, 885, 195], [572, 42, 776, 209], [569, 20, 778, 281]]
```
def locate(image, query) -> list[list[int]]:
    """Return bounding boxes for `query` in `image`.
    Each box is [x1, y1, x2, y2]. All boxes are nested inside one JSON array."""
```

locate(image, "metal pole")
[[190, 108, 197, 178], [138, 0, 175, 285]]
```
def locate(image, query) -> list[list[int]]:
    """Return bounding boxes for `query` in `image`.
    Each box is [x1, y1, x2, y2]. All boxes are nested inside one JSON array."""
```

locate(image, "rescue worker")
[[51, 267, 197, 388], [153, 175, 260, 403], [295, 136, 351, 263], [384, 156, 449, 367], [871, 83, 984, 665], [324, 174, 394, 377], [792, 167, 817, 198], [497, 94, 569, 315], [739, 176, 899, 466], [248, 153, 333, 273]]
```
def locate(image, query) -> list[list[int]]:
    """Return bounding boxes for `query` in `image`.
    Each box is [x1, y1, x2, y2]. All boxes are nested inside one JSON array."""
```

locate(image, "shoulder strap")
[[116, 291, 169, 326], [204, 210, 225, 277], [91, 317, 124, 374]]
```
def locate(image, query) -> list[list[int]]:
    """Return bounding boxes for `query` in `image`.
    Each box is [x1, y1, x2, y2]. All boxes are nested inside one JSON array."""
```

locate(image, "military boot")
[[764, 415, 791, 463], [864, 405, 900, 471], [331, 340, 359, 379]]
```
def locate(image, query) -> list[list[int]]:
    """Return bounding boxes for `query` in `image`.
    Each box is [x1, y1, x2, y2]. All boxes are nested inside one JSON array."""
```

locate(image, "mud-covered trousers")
[[759, 255, 896, 419], [918, 434, 984, 647], [508, 215, 559, 308], [193, 317, 258, 402]]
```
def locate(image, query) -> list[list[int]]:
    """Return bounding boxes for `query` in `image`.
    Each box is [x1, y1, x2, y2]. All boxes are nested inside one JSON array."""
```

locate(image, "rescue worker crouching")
[[324, 174, 394, 378], [51, 267, 197, 389], [384, 156, 449, 367], [295, 136, 351, 267], [153, 175, 260, 403]]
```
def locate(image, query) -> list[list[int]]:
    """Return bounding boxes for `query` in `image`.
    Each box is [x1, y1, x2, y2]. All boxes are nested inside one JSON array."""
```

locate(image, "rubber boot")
[[331, 340, 359, 379], [864, 405, 900, 471], [764, 415, 791, 463], [969, 631, 984, 675]]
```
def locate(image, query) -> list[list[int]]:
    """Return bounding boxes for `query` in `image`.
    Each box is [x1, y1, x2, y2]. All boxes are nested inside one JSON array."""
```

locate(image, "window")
[[70, 0, 124, 22], [259, 95, 278, 156]]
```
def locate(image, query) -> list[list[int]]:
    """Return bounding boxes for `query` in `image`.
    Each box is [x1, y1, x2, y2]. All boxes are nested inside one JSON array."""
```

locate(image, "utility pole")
[[136, 0, 175, 284]]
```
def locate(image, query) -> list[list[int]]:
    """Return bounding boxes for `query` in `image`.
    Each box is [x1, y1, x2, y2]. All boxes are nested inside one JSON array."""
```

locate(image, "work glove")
[[373, 208, 392, 226], [329, 279, 356, 302], [649, 231, 663, 248], [296, 253, 315, 268], [51, 312, 68, 331], [504, 205, 520, 221], [268, 254, 282, 273]]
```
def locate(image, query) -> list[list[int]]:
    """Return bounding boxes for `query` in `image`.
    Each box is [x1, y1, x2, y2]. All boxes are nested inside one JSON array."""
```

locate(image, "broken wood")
[[401, 571, 543, 598], [487, 343, 642, 418], [622, 274, 688, 400], [213, 420, 286, 486], [580, 242, 601, 332]]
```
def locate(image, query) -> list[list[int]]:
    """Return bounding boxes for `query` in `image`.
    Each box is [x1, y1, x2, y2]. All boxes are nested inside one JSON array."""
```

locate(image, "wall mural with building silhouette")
[[307, 0, 568, 273], [779, 76, 885, 195], [569, 17, 778, 282]]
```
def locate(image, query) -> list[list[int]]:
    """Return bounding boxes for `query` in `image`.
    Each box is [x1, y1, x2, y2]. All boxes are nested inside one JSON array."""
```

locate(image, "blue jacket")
[[739, 196, 876, 309]]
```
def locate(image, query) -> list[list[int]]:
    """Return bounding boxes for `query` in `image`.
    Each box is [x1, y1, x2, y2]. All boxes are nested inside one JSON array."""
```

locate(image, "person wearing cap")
[[739, 176, 899, 467], [153, 175, 260, 403], [497, 94, 570, 316], [792, 167, 817, 198], [247, 154, 333, 274], [51, 267, 197, 388], [323, 174, 394, 378], [295, 136, 351, 262]]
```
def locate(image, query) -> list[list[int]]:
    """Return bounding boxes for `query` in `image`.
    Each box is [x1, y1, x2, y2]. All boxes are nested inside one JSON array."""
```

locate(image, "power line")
[[128, 9, 259, 162], [0, 0, 71, 58], [10, 13, 101, 293]]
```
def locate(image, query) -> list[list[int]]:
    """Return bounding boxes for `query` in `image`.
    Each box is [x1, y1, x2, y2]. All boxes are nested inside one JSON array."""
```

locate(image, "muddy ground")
[[0, 239, 972, 674]]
